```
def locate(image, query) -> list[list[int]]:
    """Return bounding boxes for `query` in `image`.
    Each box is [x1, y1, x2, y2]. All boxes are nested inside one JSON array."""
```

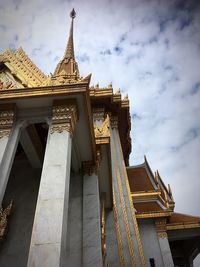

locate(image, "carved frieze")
[[0, 104, 16, 138], [93, 108, 105, 123], [0, 70, 22, 90], [50, 100, 78, 135]]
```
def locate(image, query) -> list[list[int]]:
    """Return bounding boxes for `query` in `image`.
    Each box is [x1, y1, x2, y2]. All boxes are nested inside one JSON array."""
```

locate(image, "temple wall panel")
[[138, 219, 164, 266]]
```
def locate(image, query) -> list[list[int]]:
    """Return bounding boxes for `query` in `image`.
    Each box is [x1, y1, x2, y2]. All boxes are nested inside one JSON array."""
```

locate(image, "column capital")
[[82, 161, 97, 176], [110, 115, 118, 129], [51, 99, 78, 136], [0, 104, 16, 138], [155, 218, 167, 238]]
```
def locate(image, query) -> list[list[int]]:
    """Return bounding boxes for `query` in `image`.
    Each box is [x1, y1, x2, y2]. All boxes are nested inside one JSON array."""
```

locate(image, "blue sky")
[[0, 0, 200, 218]]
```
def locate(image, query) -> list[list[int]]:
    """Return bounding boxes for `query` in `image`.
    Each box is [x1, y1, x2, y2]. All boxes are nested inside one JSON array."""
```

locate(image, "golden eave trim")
[[131, 191, 161, 198], [167, 222, 200, 231], [136, 211, 172, 219], [0, 83, 89, 101], [89, 88, 113, 97]]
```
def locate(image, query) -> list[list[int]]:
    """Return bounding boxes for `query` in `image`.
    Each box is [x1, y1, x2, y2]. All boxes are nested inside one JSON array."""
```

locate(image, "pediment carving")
[[0, 68, 24, 90]]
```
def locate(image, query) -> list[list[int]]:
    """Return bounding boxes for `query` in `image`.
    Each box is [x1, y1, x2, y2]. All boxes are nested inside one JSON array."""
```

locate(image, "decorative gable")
[[0, 66, 24, 89], [0, 48, 47, 89]]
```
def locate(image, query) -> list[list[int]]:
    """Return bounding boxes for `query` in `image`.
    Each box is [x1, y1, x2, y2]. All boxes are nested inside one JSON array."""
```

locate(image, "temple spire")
[[64, 8, 76, 60], [53, 8, 79, 80]]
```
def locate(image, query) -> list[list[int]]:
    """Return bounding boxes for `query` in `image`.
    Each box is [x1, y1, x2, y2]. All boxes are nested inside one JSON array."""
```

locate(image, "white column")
[[83, 164, 103, 267], [158, 236, 174, 267], [110, 116, 146, 266], [27, 100, 78, 267], [155, 219, 174, 267], [0, 104, 21, 204]]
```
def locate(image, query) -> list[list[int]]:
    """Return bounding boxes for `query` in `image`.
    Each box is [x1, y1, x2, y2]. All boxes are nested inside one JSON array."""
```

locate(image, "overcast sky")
[[0, 0, 200, 219]]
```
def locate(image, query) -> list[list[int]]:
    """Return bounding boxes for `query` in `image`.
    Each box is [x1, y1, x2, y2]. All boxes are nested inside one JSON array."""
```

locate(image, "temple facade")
[[0, 9, 199, 267]]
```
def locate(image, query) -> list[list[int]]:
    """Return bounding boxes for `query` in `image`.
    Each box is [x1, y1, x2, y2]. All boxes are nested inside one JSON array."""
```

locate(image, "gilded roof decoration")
[[94, 114, 110, 139], [127, 157, 175, 215], [51, 8, 80, 85], [0, 48, 47, 88]]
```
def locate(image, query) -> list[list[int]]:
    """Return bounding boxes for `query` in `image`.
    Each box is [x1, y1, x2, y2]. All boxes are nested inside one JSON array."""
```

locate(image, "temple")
[[0, 9, 199, 267]]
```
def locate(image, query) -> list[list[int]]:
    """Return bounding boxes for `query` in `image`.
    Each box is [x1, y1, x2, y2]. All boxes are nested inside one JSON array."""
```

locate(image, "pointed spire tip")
[[70, 8, 76, 19]]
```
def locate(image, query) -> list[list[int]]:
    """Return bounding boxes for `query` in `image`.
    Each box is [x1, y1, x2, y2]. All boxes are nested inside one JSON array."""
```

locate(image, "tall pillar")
[[155, 218, 174, 267], [27, 100, 78, 267], [82, 162, 103, 267], [0, 104, 21, 204], [110, 116, 146, 266]]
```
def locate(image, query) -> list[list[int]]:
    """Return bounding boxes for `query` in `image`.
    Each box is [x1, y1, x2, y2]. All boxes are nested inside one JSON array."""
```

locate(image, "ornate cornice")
[[0, 104, 16, 138], [136, 211, 172, 219], [50, 99, 78, 136], [166, 222, 200, 231], [0, 82, 88, 100]]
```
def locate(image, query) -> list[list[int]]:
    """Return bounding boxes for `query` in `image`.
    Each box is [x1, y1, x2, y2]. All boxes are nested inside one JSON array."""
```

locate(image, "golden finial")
[[70, 8, 76, 19]]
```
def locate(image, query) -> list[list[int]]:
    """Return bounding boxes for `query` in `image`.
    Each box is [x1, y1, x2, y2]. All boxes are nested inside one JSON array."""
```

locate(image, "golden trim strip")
[[136, 211, 172, 219], [115, 127, 146, 266], [0, 84, 87, 100], [131, 192, 161, 198], [111, 129, 136, 266], [167, 222, 200, 230], [124, 168, 146, 266], [112, 186, 125, 267], [116, 169, 136, 266]]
